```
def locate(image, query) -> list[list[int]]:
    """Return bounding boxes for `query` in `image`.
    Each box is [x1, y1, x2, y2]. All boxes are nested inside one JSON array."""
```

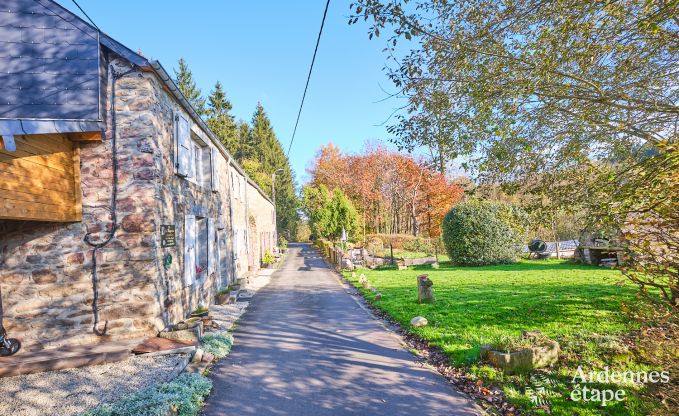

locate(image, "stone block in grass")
[[480, 332, 560, 374]]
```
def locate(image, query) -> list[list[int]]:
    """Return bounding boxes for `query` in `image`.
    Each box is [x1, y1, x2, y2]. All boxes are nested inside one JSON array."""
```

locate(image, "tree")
[[302, 185, 333, 238], [242, 104, 299, 239], [350, 0, 678, 307], [329, 187, 361, 240], [174, 58, 206, 116], [351, 0, 678, 174], [307, 141, 464, 237], [207, 81, 238, 154], [302, 185, 361, 241]]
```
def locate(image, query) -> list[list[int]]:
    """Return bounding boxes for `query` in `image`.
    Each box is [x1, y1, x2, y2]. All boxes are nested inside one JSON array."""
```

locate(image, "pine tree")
[[207, 81, 237, 155], [174, 58, 206, 116], [245, 103, 299, 238]]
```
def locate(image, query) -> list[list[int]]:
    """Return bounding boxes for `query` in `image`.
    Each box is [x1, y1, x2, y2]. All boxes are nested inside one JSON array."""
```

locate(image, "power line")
[[287, 0, 331, 157], [71, 0, 100, 31]]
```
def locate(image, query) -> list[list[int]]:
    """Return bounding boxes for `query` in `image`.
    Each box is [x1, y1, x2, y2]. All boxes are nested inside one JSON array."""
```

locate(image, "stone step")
[[0, 339, 138, 378]]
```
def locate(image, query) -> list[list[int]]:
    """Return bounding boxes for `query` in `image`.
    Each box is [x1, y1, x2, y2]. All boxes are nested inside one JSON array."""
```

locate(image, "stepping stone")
[[132, 337, 197, 354]]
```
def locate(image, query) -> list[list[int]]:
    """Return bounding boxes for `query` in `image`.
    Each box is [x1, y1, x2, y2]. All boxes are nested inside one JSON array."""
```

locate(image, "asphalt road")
[[202, 243, 481, 416]]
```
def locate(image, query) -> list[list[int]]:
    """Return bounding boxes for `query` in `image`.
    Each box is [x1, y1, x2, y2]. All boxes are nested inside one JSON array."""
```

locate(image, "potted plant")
[[278, 236, 288, 253], [262, 250, 275, 269], [216, 287, 230, 305], [190, 305, 209, 318]]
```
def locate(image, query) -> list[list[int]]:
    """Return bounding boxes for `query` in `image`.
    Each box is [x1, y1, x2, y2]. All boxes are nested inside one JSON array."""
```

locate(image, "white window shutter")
[[207, 218, 216, 275], [184, 215, 196, 286], [210, 147, 219, 192], [175, 113, 191, 177]]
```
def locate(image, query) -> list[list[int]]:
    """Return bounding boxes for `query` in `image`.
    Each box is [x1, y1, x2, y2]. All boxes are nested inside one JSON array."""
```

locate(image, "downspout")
[[83, 64, 135, 336]]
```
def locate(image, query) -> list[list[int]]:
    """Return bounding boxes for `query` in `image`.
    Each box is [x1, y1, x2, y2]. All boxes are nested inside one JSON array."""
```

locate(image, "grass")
[[345, 260, 658, 415]]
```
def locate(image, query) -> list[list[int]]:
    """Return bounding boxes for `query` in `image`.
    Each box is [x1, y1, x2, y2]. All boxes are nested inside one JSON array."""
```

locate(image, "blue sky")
[[59, 0, 406, 183]]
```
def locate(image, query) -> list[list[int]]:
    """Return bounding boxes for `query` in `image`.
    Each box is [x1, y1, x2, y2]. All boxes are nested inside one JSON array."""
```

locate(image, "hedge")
[[441, 200, 528, 266]]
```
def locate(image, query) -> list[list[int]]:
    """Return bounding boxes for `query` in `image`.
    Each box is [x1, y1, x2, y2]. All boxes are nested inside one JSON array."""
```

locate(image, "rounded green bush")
[[441, 200, 528, 266]]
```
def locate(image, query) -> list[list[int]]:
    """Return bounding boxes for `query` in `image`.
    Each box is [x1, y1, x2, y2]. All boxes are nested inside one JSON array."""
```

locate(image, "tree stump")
[[417, 274, 434, 303]]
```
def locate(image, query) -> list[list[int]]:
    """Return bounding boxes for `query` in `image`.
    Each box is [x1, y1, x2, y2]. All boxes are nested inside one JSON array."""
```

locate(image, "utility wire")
[[71, 0, 100, 31], [287, 0, 331, 157]]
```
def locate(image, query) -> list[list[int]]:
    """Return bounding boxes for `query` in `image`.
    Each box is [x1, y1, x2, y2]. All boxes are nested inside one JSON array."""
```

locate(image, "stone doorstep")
[[0, 339, 141, 378], [256, 268, 275, 277]]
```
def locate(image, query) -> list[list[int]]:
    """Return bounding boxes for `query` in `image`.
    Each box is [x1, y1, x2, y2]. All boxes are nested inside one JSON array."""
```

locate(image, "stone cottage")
[[0, 0, 276, 352]]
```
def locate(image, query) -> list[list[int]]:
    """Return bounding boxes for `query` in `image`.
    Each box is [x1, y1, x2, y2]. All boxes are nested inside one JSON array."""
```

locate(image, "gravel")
[[0, 354, 186, 416], [0, 269, 273, 416]]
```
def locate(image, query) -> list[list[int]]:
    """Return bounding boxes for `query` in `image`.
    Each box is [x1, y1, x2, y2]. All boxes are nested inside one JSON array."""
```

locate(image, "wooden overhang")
[[0, 128, 103, 222], [0, 0, 105, 222]]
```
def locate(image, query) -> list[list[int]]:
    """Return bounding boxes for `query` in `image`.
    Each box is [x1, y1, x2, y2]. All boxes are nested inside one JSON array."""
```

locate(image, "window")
[[175, 112, 214, 188]]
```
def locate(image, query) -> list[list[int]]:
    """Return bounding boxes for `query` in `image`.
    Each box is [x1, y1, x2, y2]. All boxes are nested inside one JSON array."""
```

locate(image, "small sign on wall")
[[160, 225, 176, 247]]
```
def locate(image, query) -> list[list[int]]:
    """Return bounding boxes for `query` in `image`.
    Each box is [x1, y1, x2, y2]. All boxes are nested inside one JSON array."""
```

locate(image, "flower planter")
[[216, 293, 230, 305], [480, 333, 560, 374], [159, 320, 203, 343]]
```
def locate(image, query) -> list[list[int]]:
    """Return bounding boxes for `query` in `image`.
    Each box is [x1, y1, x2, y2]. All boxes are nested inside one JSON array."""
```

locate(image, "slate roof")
[[0, 0, 273, 203], [0, 0, 101, 121]]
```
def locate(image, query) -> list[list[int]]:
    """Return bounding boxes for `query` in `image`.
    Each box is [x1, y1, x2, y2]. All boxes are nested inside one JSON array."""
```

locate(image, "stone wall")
[[0, 55, 235, 351], [246, 180, 276, 267], [228, 164, 250, 280], [0, 59, 164, 351]]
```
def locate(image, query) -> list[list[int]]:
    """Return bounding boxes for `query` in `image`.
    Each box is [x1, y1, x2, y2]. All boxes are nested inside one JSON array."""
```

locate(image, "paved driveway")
[[202, 243, 481, 416]]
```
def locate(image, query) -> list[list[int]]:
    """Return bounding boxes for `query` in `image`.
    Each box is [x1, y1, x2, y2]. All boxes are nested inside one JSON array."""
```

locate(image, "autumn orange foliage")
[[307, 143, 464, 238]]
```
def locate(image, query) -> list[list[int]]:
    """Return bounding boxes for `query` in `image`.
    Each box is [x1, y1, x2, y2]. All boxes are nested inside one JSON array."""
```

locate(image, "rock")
[[359, 274, 370, 289], [32, 269, 57, 284], [192, 348, 204, 363], [121, 213, 155, 233], [480, 338, 560, 374], [66, 252, 85, 265], [201, 352, 215, 363], [159, 322, 203, 343], [411, 316, 428, 327], [375, 293, 382, 300]]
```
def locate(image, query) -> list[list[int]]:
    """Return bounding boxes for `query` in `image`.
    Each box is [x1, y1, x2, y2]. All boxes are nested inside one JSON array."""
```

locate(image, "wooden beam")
[[0, 198, 77, 222], [72, 143, 82, 221], [67, 131, 103, 142]]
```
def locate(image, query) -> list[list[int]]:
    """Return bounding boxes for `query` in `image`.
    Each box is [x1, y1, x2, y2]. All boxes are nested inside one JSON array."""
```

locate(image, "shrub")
[[201, 333, 234, 359], [261, 250, 275, 265], [83, 373, 212, 416], [278, 235, 288, 250], [366, 236, 384, 253], [365, 233, 418, 250], [402, 237, 434, 254], [441, 200, 528, 266]]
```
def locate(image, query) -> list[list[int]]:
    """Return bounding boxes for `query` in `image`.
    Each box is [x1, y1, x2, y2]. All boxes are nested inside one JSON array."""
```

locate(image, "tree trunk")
[[417, 274, 434, 303], [411, 170, 424, 237]]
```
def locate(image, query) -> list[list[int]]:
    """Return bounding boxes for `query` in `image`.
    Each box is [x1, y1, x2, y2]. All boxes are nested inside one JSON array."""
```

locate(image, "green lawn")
[[344, 260, 657, 415]]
